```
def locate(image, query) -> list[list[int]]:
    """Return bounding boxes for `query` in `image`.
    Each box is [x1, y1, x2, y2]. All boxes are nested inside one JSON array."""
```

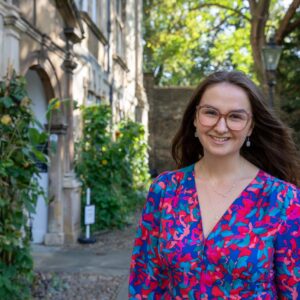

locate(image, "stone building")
[[144, 74, 194, 174], [0, 0, 147, 245]]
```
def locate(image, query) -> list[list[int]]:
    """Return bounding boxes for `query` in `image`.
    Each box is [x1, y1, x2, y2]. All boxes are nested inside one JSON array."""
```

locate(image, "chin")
[[203, 145, 240, 157]]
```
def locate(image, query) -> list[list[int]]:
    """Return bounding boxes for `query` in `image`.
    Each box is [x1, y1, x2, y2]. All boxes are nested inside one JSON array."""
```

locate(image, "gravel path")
[[32, 272, 125, 300], [31, 211, 140, 299]]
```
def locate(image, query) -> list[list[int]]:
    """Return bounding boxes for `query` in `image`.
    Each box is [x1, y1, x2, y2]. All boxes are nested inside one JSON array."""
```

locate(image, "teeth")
[[212, 137, 229, 141]]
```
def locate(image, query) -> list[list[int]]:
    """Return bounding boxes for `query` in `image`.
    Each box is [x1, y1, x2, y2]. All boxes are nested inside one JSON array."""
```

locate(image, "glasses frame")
[[196, 105, 253, 131]]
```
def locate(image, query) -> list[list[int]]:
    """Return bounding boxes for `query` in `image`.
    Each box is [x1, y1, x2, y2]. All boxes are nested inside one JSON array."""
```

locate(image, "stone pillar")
[[62, 44, 82, 244], [134, 0, 148, 129], [44, 124, 67, 245], [63, 172, 82, 243], [135, 82, 148, 126]]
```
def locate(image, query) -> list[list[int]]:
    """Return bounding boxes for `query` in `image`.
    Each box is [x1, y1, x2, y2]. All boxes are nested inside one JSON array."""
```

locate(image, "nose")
[[214, 116, 229, 133]]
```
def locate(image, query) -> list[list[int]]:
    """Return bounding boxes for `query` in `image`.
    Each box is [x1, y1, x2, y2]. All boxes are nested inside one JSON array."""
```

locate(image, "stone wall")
[[144, 74, 195, 174]]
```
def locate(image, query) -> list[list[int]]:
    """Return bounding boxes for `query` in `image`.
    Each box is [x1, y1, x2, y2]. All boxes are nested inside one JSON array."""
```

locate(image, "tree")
[[249, 0, 300, 83], [144, 0, 300, 89], [277, 18, 300, 143]]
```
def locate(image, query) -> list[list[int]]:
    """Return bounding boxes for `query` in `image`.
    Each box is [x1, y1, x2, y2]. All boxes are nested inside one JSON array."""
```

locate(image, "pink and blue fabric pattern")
[[129, 164, 300, 299]]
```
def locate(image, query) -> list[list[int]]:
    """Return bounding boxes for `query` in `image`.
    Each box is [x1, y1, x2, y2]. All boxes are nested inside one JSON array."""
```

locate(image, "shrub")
[[75, 105, 150, 230], [0, 69, 48, 299]]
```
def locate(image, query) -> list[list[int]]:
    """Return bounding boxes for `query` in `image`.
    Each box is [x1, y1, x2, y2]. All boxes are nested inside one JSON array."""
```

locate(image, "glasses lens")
[[198, 107, 219, 126], [198, 107, 249, 130], [227, 112, 248, 130]]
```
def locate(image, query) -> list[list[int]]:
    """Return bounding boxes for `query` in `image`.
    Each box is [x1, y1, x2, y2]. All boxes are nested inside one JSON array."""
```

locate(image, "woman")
[[129, 71, 300, 299]]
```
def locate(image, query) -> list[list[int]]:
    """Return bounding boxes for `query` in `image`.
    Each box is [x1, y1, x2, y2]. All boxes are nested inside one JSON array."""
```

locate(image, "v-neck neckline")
[[191, 163, 262, 243]]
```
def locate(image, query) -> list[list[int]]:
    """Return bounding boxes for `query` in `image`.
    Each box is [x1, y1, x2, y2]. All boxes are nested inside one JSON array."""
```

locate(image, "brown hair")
[[171, 70, 300, 186]]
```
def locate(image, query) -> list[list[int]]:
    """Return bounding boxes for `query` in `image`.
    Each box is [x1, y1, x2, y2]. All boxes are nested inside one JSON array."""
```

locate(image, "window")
[[115, 0, 125, 58], [79, 0, 97, 25], [92, 0, 97, 24], [81, 0, 88, 12], [100, 0, 108, 36]]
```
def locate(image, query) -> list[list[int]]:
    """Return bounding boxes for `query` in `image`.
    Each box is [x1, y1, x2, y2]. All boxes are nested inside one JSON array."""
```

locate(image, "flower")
[[101, 159, 108, 165], [23, 162, 30, 168], [20, 96, 31, 107], [1, 114, 12, 125], [53, 101, 61, 109], [49, 98, 61, 110]]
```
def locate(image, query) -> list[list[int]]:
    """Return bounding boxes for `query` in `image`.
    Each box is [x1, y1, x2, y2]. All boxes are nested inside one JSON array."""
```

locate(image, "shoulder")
[[151, 164, 195, 189], [260, 170, 300, 219], [148, 164, 195, 201], [260, 170, 298, 195]]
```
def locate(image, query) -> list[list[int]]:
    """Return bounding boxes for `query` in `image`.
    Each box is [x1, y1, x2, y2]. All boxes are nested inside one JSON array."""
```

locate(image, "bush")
[[0, 69, 48, 299], [75, 105, 150, 230]]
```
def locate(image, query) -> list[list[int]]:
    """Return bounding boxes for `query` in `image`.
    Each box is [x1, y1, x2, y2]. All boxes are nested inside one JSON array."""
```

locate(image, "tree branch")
[[283, 18, 300, 38], [190, 2, 251, 22], [249, 0, 270, 43], [248, 1, 257, 15], [248, 0, 271, 84], [209, 13, 238, 41], [275, 0, 300, 44]]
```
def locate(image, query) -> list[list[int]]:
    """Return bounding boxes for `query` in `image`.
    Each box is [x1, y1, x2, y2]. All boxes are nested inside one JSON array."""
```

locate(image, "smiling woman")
[[193, 82, 254, 159], [129, 71, 300, 299]]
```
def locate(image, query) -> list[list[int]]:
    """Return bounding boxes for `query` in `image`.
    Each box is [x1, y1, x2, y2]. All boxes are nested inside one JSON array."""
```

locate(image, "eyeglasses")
[[196, 105, 252, 131]]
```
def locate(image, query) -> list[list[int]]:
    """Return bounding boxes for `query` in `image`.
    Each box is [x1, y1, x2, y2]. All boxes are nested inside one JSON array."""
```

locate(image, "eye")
[[228, 112, 247, 121], [202, 108, 219, 117]]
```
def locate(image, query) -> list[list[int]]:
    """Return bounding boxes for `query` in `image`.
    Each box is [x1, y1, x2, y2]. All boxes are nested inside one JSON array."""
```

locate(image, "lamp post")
[[261, 38, 283, 107]]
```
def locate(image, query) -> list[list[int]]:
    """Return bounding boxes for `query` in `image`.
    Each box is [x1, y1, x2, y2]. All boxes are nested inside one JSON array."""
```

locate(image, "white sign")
[[84, 205, 95, 225]]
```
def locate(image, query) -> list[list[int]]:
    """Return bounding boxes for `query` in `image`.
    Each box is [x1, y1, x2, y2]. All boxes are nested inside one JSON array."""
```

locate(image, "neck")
[[199, 153, 243, 181]]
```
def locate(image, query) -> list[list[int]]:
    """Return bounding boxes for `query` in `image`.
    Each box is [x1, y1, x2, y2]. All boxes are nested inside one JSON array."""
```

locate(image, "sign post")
[[78, 188, 96, 244]]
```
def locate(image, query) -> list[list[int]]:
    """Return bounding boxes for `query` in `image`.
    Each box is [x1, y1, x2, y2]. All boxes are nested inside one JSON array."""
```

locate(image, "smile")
[[210, 136, 230, 142]]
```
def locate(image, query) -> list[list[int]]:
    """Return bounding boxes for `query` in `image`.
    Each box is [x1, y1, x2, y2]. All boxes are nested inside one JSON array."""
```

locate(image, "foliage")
[[75, 105, 150, 230], [0, 69, 49, 299], [144, 0, 251, 85], [278, 20, 300, 145], [144, 0, 300, 86]]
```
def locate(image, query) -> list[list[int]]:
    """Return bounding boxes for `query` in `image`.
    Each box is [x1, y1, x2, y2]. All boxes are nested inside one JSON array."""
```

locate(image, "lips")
[[209, 135, 230, 144]]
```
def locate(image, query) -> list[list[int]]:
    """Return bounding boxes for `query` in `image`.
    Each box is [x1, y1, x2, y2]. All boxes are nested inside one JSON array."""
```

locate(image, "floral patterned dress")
[[129, 164, 300, 299]]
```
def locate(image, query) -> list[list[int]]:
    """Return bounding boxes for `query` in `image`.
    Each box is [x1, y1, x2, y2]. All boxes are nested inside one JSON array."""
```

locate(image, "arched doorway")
[[25, 69, 49, 244]]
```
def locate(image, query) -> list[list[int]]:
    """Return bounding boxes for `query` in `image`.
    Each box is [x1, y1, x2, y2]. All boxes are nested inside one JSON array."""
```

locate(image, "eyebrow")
[[199, 104, 249, 114]]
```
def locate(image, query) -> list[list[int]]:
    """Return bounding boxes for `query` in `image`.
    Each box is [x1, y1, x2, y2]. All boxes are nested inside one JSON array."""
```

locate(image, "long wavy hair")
[[171, 71, 300, 186]]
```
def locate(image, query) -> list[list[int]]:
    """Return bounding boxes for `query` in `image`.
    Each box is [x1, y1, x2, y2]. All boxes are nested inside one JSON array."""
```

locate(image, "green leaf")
[[28, 127, 41, 145], [0, 96, 13, 108]]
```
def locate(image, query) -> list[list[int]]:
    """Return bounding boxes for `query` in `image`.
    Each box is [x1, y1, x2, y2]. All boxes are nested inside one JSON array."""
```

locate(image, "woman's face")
[[194, 82, 253, 158]]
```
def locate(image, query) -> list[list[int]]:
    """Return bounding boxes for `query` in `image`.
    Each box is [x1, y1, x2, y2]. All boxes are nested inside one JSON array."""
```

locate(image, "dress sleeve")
[[129, 175, 169, 299], [274, 185, 300, 299]]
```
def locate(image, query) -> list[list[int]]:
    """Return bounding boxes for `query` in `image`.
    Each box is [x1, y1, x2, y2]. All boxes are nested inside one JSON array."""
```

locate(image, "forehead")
[[200, 82, 252, 111]]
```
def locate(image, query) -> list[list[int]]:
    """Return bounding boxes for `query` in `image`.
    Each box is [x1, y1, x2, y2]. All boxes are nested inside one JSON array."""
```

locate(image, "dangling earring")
[[246, 136, 251, 147], [194, 131, 198, 138]]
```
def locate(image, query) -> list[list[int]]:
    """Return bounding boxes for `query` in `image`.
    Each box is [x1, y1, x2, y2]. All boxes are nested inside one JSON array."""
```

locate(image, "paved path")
[[33, 245, 131, 276], [31, 211, 140, 300], [32, 244, 131, 299]]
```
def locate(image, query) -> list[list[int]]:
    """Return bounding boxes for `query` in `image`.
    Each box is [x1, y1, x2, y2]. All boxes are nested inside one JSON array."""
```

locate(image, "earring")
[[194, 131, 198, 138], [246, 136, 251, 147]]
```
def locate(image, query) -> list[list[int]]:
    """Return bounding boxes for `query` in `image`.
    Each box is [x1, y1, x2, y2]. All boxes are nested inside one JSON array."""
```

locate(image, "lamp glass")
[[262, 45, 282, 71]]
